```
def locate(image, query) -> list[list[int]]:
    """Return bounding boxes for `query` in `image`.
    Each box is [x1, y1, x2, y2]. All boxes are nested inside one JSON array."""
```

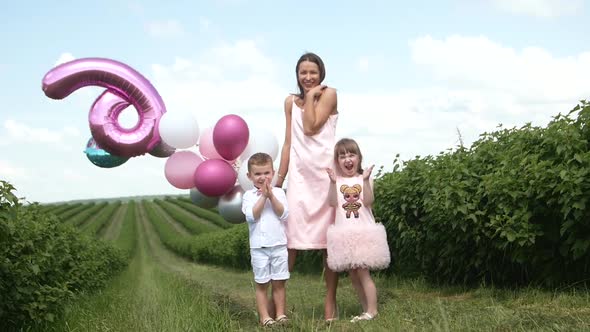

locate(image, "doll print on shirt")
[[340, 184, 362, 218]]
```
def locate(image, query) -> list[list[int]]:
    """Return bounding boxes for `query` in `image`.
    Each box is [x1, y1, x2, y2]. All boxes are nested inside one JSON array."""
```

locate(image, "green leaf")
[[506, 232, 516, 242]]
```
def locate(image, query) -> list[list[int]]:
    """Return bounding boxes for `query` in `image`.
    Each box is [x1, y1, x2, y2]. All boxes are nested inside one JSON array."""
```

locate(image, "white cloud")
[[1, 119, 81, 145], [410, 35, 590, 103], [144, 36, 590, 175], [491, 0, 584, 17], [127, 0, 144, 14], [357, 55, 386, 74], [199, 17, 211, 31], [146, 20, 185, 38], [150, 40, 284, 129], [54, 52, 75, 66], [0, 160, 27, 180], [33, 36, 584, 202], [358, 57, 370, 73]]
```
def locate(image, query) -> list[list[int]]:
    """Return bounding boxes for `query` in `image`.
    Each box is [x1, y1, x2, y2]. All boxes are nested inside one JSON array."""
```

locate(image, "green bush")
[[183, 222, 324, 273], [0, 181, 127, 329], [374, 100, 590, 286]]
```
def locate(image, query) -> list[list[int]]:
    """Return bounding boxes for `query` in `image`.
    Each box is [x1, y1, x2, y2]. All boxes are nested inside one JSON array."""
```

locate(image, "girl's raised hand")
[[363, 165, 375, 180], [326, 168, 336, 183]]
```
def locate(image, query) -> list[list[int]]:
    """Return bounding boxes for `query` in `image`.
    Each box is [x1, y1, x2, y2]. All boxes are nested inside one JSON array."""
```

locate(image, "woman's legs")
[[288, 249, 297, 272], [323, 250, 339, 320], [348, 269, 367, 313], [356, 268, 378, 316]]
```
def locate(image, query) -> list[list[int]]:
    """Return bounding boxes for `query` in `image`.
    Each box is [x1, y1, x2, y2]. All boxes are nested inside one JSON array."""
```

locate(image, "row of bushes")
[[0, 181, 127, 329], [142, 199, 325, 273], [373, 100, 590, 286]]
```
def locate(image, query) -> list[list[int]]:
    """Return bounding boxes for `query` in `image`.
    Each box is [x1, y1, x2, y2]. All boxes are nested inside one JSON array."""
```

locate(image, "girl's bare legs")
[[357, 268, 378, 316], [323, 250, 339, 320], [348, 269, 368, 313], [255, 282, 272, 324]]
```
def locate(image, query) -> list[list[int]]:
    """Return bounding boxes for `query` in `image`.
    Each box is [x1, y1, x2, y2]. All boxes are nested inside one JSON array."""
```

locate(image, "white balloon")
[[158, 111, 200, 149], [238, 163, 254, 191], [218, 185, 246, 224], [240, 126, 279, 161]]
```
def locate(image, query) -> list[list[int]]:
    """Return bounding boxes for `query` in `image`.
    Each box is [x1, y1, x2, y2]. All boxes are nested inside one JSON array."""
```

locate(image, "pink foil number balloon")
[[212, 114, 249, 161], [42, 58, 166, 157]]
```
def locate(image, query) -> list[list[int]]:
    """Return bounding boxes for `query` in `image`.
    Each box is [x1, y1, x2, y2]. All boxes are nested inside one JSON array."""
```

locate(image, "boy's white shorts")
[[250, 245, 290, 284]]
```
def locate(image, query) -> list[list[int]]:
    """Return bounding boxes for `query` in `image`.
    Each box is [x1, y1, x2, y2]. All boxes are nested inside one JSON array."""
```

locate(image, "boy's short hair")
[[247, 152, 273, 172]]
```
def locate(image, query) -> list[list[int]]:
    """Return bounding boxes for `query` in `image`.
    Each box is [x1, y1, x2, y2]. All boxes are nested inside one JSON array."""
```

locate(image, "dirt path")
[[159, 199, 219, 229], [136, 202, 259, 330], [148, 201, 192, 237], [100, 203, 128, 241]]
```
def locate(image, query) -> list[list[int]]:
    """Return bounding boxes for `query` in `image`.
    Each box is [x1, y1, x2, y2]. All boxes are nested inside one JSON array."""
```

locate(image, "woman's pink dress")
[[286, 96, 338, 249], [326, 174, 390, 272]]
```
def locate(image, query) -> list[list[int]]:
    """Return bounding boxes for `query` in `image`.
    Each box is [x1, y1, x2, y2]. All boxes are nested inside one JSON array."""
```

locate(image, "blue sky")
[[1, 0, 589, 203]]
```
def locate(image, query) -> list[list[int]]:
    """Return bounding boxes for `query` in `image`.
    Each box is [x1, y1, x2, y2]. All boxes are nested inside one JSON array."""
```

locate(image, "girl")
[[325, 138, 390, 322], [275, 52, 340, 321]]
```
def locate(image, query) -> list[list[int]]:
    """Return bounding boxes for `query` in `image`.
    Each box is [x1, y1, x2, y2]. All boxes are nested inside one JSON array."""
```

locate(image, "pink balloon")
[[194, 159, 237, 197], [213, 114, 249, 160], [198, 127, 224, 160], [164, 151, 204, 189]]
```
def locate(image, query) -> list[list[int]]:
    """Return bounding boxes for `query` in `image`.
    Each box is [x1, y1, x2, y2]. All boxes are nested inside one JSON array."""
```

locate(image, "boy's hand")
[[266, 179, 273, 198], [326, 168, 337, 183], [363, 165, 375, 180]]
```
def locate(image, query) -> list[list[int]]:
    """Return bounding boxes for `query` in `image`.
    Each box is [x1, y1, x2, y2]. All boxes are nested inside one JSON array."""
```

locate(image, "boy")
[[241, 152, 290, 327]]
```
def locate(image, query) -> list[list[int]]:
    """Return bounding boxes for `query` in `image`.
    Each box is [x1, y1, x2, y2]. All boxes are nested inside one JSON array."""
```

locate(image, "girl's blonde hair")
[[333, 138, 363, 174]]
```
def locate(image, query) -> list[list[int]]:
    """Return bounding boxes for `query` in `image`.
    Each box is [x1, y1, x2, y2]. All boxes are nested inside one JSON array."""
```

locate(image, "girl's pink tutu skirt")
[[326, 222, 391, 272]]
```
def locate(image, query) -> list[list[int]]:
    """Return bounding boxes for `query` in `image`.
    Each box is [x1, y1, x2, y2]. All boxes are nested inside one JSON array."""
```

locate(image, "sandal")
[[350, 312, 376, 323], [261, 318, 275, 327], [276, 315, 290, 325]]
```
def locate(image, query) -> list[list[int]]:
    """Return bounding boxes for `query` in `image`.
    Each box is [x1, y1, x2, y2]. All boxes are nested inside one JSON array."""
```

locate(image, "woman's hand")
[[306, 84, 327, 100]]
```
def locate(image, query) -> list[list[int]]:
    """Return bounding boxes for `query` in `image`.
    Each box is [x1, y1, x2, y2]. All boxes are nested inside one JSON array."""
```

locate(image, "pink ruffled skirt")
[[326, 222, 391, 272]]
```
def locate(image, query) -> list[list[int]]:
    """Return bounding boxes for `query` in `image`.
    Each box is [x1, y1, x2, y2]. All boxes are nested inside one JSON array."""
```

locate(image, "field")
[[11, 195, 587, 332]]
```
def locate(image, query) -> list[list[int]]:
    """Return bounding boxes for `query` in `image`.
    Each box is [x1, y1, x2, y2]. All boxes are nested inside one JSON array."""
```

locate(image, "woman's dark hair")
[[295, 52, 326, 99]]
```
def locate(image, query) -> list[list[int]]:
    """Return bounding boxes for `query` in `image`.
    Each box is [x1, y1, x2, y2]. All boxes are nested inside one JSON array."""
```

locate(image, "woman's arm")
[[276, 96, 292, 187], [302, 87, 337, 136]]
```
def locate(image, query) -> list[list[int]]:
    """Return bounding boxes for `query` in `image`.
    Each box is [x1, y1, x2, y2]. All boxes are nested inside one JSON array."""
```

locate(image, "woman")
[[275, 52, 339, 321]]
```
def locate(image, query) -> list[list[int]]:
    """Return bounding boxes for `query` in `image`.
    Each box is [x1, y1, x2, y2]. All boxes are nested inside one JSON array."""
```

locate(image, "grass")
[[31, 200, 590, 332], [36, 204, 240, 332]]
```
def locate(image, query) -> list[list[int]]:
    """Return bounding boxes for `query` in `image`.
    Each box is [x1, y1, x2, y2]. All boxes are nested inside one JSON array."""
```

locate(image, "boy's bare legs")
[[349, 269, 368, 313], [271, 280, 287, 318], [357, 268, 378, 316], [267, 289, 276, 318], [255, 282, 272, 324], [323, 250, 339, 320]]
